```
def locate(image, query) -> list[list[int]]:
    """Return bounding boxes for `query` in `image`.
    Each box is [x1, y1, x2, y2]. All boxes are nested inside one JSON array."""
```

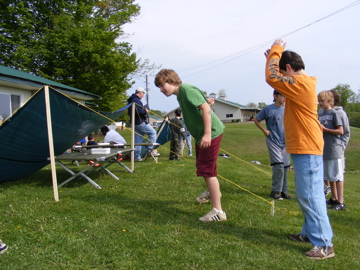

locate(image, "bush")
[[348, 112, 360, 128]]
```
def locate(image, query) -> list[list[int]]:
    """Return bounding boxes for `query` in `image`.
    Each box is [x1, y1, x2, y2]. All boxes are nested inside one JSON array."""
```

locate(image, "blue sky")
[[124, 0, 360, 113]]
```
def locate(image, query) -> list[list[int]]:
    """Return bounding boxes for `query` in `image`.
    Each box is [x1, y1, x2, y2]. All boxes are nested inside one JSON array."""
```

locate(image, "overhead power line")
[[180, 0, 360, 77]]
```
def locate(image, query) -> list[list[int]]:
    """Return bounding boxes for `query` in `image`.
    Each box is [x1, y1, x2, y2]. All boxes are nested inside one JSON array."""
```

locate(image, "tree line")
[[333, 84, 360, 128], [0, 0, 155, 112], [249, 84, 360, 127], [1, 1, 359, 127]]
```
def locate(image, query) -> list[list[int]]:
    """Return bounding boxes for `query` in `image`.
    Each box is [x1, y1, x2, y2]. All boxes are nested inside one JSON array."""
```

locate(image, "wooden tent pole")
[[45, 86, 59, 201], [131, 102, 135, 171]]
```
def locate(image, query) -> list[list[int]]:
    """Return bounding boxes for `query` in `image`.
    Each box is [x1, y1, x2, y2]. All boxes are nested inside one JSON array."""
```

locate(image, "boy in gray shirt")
[[318, 90, 345, 210], [253, 90, 291, 200]]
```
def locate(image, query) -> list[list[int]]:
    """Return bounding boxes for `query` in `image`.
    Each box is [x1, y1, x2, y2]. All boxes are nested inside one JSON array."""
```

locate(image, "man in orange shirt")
[[265, 39, 334, 260]]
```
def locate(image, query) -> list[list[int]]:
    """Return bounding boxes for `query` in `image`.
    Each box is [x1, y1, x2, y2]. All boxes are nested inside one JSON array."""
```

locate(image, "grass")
[[1, 123, 359, 269]]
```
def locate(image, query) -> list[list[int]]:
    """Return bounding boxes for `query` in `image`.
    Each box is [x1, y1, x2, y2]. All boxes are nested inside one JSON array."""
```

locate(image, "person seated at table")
[[100, 125, 126, 146], [76, 137, 87, 146], [87, 134, 97, 146]]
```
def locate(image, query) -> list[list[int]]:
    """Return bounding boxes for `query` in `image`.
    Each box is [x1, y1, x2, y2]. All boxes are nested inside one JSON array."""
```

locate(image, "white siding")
[[212, 102, 242, 122], [0, 85, 33, 107]]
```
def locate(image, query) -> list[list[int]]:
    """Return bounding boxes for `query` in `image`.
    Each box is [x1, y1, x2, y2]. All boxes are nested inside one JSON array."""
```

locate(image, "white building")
[[164, 94, 260, 123], [0, 65, 101, 121]]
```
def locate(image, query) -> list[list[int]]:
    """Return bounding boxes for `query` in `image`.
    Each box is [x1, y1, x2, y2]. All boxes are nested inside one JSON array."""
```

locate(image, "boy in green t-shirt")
[[155, 69, 226, 222]]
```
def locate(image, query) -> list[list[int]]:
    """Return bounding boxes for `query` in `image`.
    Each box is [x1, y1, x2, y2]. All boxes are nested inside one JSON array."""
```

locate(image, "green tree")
[[0, 0, 151, 111], [331, 84, 356, 110], [246, 102, 257, 108], [150, 110, 164, 118], [218, 89, 226, 99], [353, 89, 360, 105], [346, 102, 360, 113], [258, 102, 266, 109]]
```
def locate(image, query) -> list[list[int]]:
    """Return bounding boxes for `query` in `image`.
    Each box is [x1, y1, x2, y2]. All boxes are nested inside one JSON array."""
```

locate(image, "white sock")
[[213, 208, 225, 214]]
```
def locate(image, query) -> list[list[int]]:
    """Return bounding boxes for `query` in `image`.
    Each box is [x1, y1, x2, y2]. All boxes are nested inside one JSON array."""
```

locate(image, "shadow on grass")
[[0, 170, 92, 191], [74, 191, 308, 254], [0, 162, 131, 189]]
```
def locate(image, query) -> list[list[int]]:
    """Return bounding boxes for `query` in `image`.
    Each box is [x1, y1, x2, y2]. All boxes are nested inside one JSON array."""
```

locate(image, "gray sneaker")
[[151, 151, 160, 157], [289, 233, 311, 244], [281, 192, 293, 200], [324, 185, 331, 196], [270, 191, 283, 200], [199, 208, 227, 222], [196, 190, 211, 204], [329, 203, 346, 211], [196, 190, 222, 204], [0, 240, 8, 255], [305, 246, 335, 260]]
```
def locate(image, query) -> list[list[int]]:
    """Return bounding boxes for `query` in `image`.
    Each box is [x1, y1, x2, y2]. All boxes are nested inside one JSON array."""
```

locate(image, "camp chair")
[[140, 119, 171, 162]]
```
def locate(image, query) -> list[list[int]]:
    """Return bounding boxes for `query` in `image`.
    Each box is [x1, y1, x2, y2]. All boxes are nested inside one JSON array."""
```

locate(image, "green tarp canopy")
[[0, 87, 130, 182]]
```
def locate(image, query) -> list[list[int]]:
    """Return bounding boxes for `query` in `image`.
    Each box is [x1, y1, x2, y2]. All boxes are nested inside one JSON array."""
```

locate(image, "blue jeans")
[[292, 154, 333, 247], [134, 122, 157, 159], [185, 134, 192, 155], [272, 164, 288, 193]]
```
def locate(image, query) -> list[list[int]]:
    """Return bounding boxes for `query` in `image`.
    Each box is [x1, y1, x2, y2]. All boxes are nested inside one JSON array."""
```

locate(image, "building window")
[[0, 93, 10, 119], [0, 93, 21, 119], [226, 114, 233, 118], [11, 95, 20, 113]]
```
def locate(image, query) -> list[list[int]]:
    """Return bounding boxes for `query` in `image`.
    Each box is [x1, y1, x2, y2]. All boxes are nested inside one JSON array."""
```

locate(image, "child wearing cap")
[[155, 69, 226, 222], [127, 87, 159, 160], [253, 89, 292, 200]]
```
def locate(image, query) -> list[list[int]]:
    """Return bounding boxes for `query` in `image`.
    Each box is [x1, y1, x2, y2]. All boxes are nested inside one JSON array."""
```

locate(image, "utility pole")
[[146, 75, 149, 108], [145, 75, 150, 124]]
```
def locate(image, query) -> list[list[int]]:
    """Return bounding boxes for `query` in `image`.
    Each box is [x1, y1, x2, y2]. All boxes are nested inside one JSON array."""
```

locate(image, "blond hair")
[[317, 90, 334, 107]]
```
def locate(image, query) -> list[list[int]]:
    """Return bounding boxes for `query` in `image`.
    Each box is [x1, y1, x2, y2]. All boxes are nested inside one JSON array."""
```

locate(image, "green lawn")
[[1, 123, 359, 269]]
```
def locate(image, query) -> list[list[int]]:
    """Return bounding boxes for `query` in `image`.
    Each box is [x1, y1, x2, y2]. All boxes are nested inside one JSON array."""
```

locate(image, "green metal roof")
[[214, 98, 256, 109], [0, 65, 101, 100]]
